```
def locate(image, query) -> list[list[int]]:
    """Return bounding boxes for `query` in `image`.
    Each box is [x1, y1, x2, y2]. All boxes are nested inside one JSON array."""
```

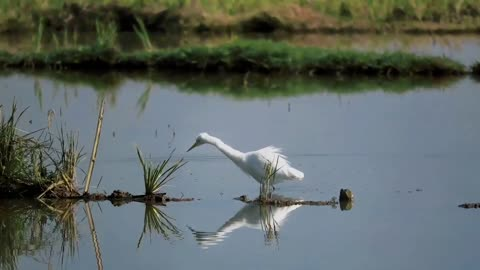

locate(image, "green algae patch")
[[0, 41, 467, 77]]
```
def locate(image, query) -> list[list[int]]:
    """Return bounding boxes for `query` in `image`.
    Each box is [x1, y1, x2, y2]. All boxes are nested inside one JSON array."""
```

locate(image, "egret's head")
[[187, 132, 210, 152]]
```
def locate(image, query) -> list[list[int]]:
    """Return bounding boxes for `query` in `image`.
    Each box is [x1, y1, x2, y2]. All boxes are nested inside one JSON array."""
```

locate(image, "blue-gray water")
[[1, 54, 480, 270]]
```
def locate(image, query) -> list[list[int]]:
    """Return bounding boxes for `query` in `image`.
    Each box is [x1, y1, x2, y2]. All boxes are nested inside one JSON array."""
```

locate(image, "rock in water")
[[339, 189, 354, 202]]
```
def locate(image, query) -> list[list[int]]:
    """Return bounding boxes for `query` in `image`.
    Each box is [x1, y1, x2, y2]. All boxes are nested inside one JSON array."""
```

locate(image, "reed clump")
[[0, 102, 83, 198], [259, 157, 280, 201], [136, 146, 186, 196]]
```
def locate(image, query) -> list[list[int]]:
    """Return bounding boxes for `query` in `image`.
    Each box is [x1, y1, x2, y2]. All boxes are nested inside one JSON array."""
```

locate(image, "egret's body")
[[187, 133, 304, 184]]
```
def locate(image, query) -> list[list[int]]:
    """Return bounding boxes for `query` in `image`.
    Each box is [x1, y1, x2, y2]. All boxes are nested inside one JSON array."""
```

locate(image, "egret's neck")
[[206, 136, 244, 163]]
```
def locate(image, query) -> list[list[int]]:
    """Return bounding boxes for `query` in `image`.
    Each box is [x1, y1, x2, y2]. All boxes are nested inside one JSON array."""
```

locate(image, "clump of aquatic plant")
[[133, 17, 153, 51], [137, 204, 181, 247], [136, 146, 186, 195], [95, 20, 118, 48], [39, 127, 84, 198], [0, 101, 84, 198], [0, 102, 46, 184], [259, 156, 280, 201]]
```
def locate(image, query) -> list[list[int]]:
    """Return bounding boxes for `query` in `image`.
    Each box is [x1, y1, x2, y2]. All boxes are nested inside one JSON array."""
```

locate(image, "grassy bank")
[[0, 40, 467, 76], [1, 1, 480, 33]]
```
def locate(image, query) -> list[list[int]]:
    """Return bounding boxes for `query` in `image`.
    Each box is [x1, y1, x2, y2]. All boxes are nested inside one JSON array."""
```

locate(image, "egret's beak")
[[187, 141, 200, 152]]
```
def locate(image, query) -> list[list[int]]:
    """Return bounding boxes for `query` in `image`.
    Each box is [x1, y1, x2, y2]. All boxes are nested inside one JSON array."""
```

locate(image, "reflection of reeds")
[[136, 82, 152, 117], [85, 202, 103, 270], [48, 200, 79, 265], [259, 205, 279, 247], [137, 204, 181, 247], [0, 199, 80, 270], [136, 146, 186, 195]]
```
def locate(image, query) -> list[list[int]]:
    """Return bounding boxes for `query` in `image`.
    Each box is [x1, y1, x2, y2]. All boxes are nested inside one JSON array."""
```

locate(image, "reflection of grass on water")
[[259, 205, 279, 247], [137, 204, 181, 248], [1, 70, 462, 104], [0, 200, 79, 270]]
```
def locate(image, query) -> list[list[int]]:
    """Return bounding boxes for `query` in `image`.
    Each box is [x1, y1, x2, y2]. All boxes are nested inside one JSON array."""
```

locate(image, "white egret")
[[187, 133, 304, 184]]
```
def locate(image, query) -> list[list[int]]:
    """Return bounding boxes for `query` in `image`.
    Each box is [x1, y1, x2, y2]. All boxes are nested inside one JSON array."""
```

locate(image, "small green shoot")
[[33, 18, 45, 53], [133, 17, 153, 51], [260, 156, 280, 201], [95, 20, 118, 48], [136, 146, 186, 195]]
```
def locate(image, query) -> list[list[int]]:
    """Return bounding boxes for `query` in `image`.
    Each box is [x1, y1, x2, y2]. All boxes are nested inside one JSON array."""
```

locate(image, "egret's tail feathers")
[[287, 167, 304, 180]]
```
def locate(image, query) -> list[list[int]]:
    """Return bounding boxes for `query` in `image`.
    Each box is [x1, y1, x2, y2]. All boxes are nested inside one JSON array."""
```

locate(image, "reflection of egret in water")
[[189, 195, 302, 249], [137, 203, 182, 248], [0, 199, 79, 270]]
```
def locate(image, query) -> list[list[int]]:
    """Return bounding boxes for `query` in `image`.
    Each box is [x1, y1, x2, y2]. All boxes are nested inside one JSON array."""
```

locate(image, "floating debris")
[[458, 203, 480, 209], [235, 194, 338, 206]]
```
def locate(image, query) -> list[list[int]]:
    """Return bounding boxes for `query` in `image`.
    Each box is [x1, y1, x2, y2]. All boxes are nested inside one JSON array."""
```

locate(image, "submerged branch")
[[235, 195, 338, 206]]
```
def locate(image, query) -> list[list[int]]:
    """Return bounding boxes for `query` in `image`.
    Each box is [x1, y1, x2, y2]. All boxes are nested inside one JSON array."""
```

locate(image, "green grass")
[[133, 17, 153, 51], [0, 101, 83, 198], [95, 20, 118, 48], [1, 0, 480, 33], [259, 156, 280, 201], [136, 146, 186, 195], [0, 40, 468, 76]]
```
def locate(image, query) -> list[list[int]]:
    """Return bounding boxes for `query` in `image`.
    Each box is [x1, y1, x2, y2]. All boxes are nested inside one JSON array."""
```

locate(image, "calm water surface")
[[0, 71, 479, 270]]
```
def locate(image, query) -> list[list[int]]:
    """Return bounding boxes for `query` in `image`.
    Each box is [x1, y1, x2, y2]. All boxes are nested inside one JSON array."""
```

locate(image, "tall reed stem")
[[84, 99, 105, 194]]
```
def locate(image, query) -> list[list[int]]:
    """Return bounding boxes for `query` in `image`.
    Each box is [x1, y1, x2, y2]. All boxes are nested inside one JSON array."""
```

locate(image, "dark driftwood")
[[77, 190, 194, 206], [458, 203, 480, 209], [235, 195, 338, 206]]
